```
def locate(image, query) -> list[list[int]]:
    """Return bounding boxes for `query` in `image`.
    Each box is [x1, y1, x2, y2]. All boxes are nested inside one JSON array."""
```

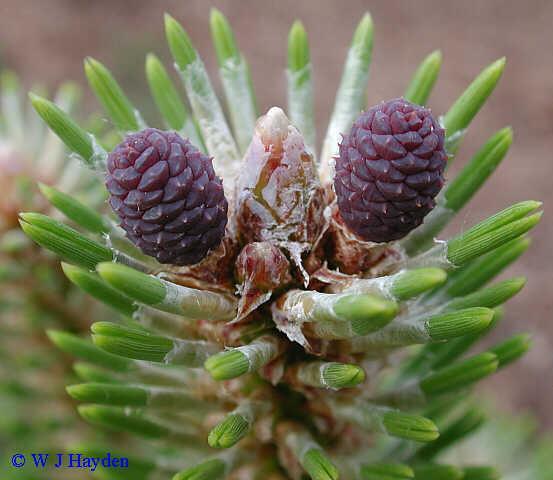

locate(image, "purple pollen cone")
[[106, 128, 228, 266], [334, 98, 447, 243]]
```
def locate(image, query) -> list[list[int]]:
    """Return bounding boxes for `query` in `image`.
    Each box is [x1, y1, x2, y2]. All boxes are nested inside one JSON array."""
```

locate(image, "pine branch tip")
[[208, 412, 250, 448], [302, 448, 339, 480], [323, 363, 366, 389], [205, 350, 249, 381]]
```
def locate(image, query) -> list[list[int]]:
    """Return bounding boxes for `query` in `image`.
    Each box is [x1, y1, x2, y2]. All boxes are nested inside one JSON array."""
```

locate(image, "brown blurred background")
[[1, 0, 551, 427]]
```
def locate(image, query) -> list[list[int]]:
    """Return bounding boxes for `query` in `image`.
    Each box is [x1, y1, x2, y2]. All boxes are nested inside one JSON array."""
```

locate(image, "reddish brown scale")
[[106, 128, 228, 265], [235, 242, 292, 321], [334, 98, 447, 243], [236, 242, 292, 291], [159, 235, 238, 292]]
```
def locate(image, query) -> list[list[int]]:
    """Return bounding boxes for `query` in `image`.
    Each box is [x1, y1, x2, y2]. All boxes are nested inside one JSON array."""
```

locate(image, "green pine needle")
[[445, 127, 513, 212], [98, 262, 235, 321], [29, 93, 95, 162], [489, 333, 532, 368], [351, 13, 374, 64], [361, 462, 414, 480], [333, 294, 399, 336], [68, 382, 203, 410], [445, 277, 525, 311], [426, 307, 493, 341], [390, 268, 447, 301], [382, 411, 440, 442], [450, 201, 541, 247], [210, 8, 240, 65], [403, 127, 514, 255], [77, 404, 167, 438], [145, 53, 188, 130], [91, 321, 174, 362], [404, 50, 442, 106], [287, 19, 316, 151], [321, 362, 366, 389], [62, 263, 136, 316], [414, 408, 485, 460], [173, 459, 226, 480], [165, 12, 241, 172], [412, 464, 464, 480], [402, 306, 503, 378], [1, 71, 24, 143], [443, 57, 506, 153], [448, 212, 541, 266], [204, 350, 249, 381], [39, 184, 109, 234], [209, 8, 257, 153], [84, 57, 140, 132], [288, 20, 310, 74], [96, 262, 166, 305], [0, 69, 19, 91], [446, 202, 542, 266], [73, 362, 120, 384], [67, 383, 148, 406], [46, 330, 131, 372], [321, 12, 373, 170], [208, 412, 250, 448], [420, 352, 498, 396], [165, 13, 197, 69], [19, 212, 113, 270], [302, 448, 339, 480], [462, 466, 500, 480], [445, 237, 531, 297]]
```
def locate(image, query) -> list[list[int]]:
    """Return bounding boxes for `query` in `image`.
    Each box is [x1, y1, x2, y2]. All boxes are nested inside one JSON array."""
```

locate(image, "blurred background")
[[0, 0, 551, 429]]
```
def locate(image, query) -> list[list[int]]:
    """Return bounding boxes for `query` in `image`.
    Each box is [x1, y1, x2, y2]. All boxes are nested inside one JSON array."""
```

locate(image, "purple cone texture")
[[106, 128, 228, 265], [334, 98, 447, 243]]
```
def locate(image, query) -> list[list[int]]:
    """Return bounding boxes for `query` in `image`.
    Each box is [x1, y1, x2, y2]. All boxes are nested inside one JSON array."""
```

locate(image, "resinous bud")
[[235, 107, 325, 250]]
